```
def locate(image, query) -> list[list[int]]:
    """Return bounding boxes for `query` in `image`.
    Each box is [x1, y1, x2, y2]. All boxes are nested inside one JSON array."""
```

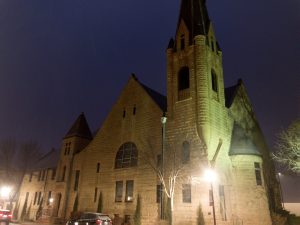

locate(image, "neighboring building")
[[17, 0, 284, 224], [279, 174, 300, 216], [17, 149, 59, 221]]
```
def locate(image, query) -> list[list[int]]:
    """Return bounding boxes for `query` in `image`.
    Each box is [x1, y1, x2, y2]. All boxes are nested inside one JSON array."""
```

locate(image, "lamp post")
[[160, 113, 167, 220], [204, 169, 217, 225], [277, 173, 285, 209]]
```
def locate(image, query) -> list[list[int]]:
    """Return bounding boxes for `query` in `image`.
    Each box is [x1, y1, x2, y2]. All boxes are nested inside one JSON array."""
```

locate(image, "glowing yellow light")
[[0, 186, 12, 199], [203, 169, 217, 183]]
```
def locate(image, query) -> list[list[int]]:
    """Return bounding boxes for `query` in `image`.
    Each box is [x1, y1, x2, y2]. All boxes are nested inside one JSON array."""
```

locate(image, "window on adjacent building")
[[209, 189, 213, 206], [125, 215, 131, 224], [115, 181, 123, 202], [156, 184, 162, 203], [41, 170, 46, 181], [211, 69, 218, 92], [219, 185, 227, 221], [115, 142, 138, 169], [125, 180, 134, 202], [64, 142, 71, 155], [133, 105, 136, 115], [182, 141, 190, 164], [254, 162, 262, 186], [29, 172, 33, 182], [62, 166, 66, 182], [25, 192, 29, 203], [51, 169, 56, 180], [74, 170, 80, 191], [34, 192, 38, 205], [47, 191, 52, 205], [123, 109, 126, 118], [178, 67, 190, 100], [94, 188, 98, 203], [182, 184, 191, 203], [38, 171, 42, 181], [178, 67, 190, 91], [96, 163, 100, 173], [37, 192, 41, 205], [180, 34, 185, 50], [67, 143, 71, 155]]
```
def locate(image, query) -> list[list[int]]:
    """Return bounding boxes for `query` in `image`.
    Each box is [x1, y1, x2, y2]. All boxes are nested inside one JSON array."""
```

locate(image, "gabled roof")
[[31, 148, 60, 170], [177, 0, 210, 40], [64, 112, 93, 140], [224, 79, 242, 108], [140, 83, 167, 112], [131, 74, 167, 112], [229, 123, 262, 156]]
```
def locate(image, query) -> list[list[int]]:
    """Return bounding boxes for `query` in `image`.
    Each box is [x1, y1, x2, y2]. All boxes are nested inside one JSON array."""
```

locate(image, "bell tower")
[[166, 0, 226, 157]]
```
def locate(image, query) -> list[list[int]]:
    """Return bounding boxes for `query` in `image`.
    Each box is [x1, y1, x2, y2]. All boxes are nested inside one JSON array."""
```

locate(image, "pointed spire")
[[177, 0, 210, 39], [64, 112, 93, 140]]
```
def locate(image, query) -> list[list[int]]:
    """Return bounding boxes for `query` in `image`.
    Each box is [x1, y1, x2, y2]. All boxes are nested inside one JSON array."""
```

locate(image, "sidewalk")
[[11, 221, 56, 225]]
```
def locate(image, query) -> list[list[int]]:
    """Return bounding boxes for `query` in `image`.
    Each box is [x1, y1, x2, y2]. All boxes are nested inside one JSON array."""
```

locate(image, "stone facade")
[[16, 0, 282, 225]]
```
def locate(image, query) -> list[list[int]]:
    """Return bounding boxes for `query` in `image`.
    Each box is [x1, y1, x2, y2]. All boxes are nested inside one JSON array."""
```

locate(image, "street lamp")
[[277, 173, 285, 209], [160, 112, 167, 220], [0, 187, 12, 200], [204, 169, 217, 225]]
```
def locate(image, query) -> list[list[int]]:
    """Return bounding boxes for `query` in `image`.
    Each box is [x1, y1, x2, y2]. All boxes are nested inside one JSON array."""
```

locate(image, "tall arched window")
[[182, 141, 190, 164], [211, 69, 218, 92], [115, 142, 138, 169], [178, 67, 190, 100]]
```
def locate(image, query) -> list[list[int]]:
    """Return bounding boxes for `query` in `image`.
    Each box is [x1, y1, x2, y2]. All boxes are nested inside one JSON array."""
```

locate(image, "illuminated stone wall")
[[67, 76, 164, 224]]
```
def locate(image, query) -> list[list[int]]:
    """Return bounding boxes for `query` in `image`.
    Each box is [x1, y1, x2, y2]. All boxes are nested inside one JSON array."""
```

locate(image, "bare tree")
[[272, 119, 300, 173], [0, 138, 17, 182], [0, 139, 42, 209], [140, 133, 196, 224]]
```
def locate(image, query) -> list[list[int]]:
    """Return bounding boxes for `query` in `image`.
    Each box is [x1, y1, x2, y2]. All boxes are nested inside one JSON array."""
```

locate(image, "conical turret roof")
[[64, 113, 93, 140]]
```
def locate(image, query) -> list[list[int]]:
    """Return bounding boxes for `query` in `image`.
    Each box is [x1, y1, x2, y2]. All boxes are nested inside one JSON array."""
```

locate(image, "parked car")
[[0, 210, 12, 225], [66, 212, 112, 225]]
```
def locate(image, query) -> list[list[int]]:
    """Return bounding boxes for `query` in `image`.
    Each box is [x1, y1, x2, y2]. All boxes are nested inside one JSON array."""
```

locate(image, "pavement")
[[9, 222, 55, 225]]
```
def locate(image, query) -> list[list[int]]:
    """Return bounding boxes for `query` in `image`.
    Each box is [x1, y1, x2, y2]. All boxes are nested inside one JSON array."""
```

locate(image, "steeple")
[[64, 112, 93, 140], [176, 0, 210, 42]]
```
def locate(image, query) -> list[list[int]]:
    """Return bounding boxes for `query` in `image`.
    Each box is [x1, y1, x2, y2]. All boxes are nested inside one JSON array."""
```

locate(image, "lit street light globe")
[[0, 187, 12, 199], [203, 169, 217, 183]]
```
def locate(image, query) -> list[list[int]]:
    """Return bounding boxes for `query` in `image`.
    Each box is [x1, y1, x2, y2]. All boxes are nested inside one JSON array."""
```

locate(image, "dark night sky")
[[0, 0, 299, 154]]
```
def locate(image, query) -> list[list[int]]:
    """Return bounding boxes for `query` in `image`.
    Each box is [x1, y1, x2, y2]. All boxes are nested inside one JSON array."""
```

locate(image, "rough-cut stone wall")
[[231, 155, 272, 225], [66, 77, 164, 225], [18, 169, 57, 221]]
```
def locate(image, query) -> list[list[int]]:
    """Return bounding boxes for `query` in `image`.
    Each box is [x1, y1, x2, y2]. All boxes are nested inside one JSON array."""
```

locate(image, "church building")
[[17, 0, 283, 224]]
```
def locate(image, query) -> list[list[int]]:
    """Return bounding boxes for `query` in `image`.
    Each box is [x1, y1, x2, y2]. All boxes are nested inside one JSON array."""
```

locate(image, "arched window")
[[115, 142, 138, 169], [182, 141, 190, 164], [178, 67, 190, 100], [211, 69, 218, 92], [180, 34, 185, 50], [178, 67, 190, 90]]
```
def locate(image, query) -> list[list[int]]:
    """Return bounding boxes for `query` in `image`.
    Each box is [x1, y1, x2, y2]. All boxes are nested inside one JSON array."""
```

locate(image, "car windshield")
[[0, 211, 10, 215], [80, 213, 97, 219], [99, 215, 111, 221], [80, 213, 110, 220]]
